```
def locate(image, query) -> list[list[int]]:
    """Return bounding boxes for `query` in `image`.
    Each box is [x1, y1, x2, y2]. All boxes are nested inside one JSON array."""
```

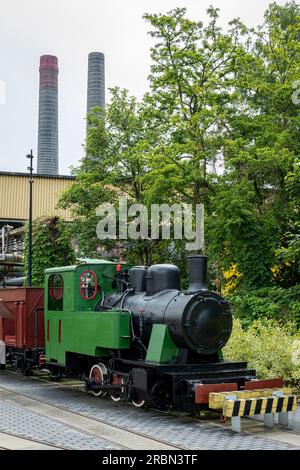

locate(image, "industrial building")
[[0, 171, 74, 227], [0, 171, 74, 286]]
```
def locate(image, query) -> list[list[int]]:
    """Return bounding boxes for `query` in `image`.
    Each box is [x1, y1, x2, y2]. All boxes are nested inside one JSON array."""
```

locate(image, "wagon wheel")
[[110, 374, 124, 402], [89, 363, 107, 397], [22, 366, 33, 377]]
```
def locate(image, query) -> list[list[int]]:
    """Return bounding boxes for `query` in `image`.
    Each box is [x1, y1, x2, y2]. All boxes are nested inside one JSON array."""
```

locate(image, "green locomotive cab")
[[44, 260, 131, 378]]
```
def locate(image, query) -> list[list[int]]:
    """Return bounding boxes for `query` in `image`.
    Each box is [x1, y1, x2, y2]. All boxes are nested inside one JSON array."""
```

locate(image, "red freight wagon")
[[0, 288, 45, 373]]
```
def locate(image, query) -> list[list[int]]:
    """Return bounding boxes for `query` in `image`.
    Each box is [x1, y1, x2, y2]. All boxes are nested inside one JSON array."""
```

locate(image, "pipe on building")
[[0, 265, 23, 273], [0, 225, 14, 257], [0, 254, 23, 263], [4, 277, 25, 287], [1, 226, 4, 256]]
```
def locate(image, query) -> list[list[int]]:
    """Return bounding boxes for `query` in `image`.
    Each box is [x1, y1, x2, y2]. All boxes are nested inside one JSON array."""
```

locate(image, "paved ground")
[[0, 371, 299, 450], [0, 432, 60, 450]]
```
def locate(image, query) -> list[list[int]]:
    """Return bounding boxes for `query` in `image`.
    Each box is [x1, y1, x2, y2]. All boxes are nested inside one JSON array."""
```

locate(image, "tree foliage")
[[24, 216, 76, 287], [206, 1, 300, 289], [59, 88, 183, 265], [228, 285, 300, 328], [143, 6, 245, 208]]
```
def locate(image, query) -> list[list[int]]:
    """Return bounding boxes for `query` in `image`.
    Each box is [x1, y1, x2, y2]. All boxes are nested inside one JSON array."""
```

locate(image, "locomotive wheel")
[[89, 363, 107, 397], [131, 398, 145, 408], [131, 389, 145, 408], [110, 374, 124, 402], [150, 381, 172, 410]]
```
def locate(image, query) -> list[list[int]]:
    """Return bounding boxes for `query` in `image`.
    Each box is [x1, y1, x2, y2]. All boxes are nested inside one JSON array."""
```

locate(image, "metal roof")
[[45, 259, 116, 273], [0, 171, 75, 180]]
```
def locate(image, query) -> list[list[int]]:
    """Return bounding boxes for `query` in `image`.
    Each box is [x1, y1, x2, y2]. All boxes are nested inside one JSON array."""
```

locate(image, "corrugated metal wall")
[[0, 174, 74, 221]]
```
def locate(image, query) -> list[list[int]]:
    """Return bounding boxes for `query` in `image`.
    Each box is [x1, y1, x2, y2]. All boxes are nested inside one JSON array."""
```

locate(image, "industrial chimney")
[[37, 55, 59, 175], [87, 52, 105, 117]]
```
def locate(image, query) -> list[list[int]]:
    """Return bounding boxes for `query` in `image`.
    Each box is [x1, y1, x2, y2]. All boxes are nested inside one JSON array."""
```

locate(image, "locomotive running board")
[[115, 358, 252, 371]]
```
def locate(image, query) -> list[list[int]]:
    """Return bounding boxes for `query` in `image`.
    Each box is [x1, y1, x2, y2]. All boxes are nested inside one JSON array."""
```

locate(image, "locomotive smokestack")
[[188, 255, 207, 292], [37, 55, 59, 175]]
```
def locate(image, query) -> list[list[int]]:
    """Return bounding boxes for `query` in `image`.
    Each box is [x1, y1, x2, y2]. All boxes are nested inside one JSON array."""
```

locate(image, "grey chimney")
[[87, 52, 105, 116]]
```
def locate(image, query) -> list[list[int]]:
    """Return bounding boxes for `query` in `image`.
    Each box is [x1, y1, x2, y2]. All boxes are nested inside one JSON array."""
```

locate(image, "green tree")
[[208, 1, 300, 289], [142, 7, 245, 211], [274, 163, 300, 286], [24, 216, 76, 287], [59, 88, 174, 265]]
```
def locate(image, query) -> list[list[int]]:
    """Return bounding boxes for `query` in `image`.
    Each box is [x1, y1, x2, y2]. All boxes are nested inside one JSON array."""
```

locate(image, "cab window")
[[48, 273, 64, 310], [80, 270, 97, 300]]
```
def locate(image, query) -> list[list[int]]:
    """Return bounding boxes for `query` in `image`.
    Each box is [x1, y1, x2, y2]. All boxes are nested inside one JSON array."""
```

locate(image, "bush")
[[224, 319, 300, 390], [228, 285, 300, 328]]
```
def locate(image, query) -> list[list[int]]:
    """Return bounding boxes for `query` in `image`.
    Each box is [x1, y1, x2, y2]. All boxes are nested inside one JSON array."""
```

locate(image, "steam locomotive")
[[0, 256, 257, 412]]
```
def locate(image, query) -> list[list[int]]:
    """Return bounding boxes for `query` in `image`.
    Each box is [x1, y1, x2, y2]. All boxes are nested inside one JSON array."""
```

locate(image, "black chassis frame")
[[5, 346, 44, 374], [85, 358, 256, 412]]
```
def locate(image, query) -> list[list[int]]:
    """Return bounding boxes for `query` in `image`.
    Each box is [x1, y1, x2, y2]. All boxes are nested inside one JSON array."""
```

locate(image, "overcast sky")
[[0, 0, 286, 175]]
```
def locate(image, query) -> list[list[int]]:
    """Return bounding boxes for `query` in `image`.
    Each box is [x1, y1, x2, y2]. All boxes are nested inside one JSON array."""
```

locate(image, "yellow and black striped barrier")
[[208, 387, 297, 432], [222, 394, 297, 418], [209, 387, 292, 410]]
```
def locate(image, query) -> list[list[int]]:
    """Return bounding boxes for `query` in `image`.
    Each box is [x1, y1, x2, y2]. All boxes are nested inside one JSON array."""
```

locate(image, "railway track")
[[0, 370, 299, 450], [0, 371, 178, 450]]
